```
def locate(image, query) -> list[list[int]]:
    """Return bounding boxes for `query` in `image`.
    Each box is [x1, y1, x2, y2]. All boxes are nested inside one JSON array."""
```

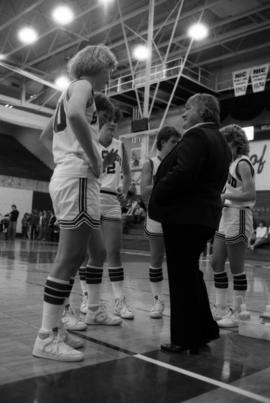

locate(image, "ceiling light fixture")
[[55, 75, 70, 91], [187, 23, 209, 41], [98, 0, 114, 5], [132, 44, 150, 61], [18, 27, 38, 45], [52, 5, 74, 25]]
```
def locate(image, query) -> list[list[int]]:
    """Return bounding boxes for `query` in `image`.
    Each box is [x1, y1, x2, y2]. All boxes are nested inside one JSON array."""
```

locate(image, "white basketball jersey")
[[224, 155, 255, 208], [100, 138, 123, 193], [52, 83, 99, 177]]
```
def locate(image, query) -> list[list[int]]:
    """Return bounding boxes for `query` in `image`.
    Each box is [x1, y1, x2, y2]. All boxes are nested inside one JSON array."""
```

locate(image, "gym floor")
[[1, 240, 270, 403]]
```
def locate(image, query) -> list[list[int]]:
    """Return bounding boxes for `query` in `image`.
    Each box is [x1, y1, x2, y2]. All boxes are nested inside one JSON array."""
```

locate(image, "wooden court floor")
[[1, 239, 270, 403]]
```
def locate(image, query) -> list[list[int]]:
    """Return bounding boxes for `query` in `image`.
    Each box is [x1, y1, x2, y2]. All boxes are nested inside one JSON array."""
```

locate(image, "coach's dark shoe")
[[161, 343, 210, 355], [161, 343, 186, 353]]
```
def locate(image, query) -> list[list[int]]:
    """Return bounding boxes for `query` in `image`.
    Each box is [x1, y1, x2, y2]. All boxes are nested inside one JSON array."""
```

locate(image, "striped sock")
[[79, 266, 87, 293], [41, 276, 70, 332], [109, 267, 124, 299], [86, 265, 103, 305], [233, 273, 248, 311], [149, 266, 163, 298], [65, 276, 75, 308], [214, 271, 228, 307]]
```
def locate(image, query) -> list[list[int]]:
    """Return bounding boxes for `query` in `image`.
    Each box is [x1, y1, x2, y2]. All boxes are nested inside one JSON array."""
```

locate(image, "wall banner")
[[232, 69, 250, 97], [249, 140, 270, 191], [250, 64, 269, 93]]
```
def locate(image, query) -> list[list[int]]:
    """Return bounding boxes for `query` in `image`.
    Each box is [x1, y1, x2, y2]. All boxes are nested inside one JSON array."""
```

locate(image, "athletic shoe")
[[211, 305, 230, 321], [113, 296, 134, 320], [150, 296, 165, 319], [32, 328, 84, 362], [58, 326, 84, 349], [80, 292, 88, 314], [217, 308, 240, 328], [85, 301, 122, 326], [61, 305, 87, 331]]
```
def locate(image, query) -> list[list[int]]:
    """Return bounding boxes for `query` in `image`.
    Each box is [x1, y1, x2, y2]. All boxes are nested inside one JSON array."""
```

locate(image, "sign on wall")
[[249, 140, 270, 191]]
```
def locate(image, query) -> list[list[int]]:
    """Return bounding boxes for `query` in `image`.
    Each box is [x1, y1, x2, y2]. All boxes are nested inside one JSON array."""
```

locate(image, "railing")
[[106, 56, 216, 96]]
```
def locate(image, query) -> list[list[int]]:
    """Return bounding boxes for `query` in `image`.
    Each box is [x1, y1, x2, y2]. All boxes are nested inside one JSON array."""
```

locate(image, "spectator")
[[21, 213, 30, 239], [38, 210, 49, 241], [250, 221, 268, 250], [1, 216, 9, 240], [30, 210, 39, 240], [48, 212, 58, 242], [7, 204, 19, 240], [133, 200, 146, 224]]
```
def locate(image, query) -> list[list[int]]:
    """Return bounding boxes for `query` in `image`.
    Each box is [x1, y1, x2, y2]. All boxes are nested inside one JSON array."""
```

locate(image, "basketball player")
[[32, 45, 117, 362], [141, 126, 180, 318], [211, 124, 256, 327], [79, 94, 134, 321]]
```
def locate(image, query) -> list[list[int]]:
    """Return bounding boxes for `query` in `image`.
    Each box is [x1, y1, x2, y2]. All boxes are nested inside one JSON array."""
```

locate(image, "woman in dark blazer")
[[148, 93, 231, 354]]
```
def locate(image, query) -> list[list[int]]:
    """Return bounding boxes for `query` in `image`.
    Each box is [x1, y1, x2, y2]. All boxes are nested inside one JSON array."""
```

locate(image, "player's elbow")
[[66, 109, 83, 123]]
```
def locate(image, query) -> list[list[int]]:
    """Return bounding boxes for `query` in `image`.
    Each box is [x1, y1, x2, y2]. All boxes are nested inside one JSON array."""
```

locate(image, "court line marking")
[[69, 331, 135, 356], [71, 329, 270, 402], [135, 354, 270, 403]]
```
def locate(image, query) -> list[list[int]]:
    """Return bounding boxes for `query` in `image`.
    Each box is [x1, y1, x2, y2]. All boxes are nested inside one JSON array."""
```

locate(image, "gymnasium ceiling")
[[0, 0, 270, 126]]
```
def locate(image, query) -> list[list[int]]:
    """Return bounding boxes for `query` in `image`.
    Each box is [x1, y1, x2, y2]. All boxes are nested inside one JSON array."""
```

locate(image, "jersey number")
[[102, 150, 116, 174], [54, 100, 67, 133]]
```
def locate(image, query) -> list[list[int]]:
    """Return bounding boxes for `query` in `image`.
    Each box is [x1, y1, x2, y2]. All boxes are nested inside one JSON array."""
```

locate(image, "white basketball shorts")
[[49, 173, 101, 229], [144, 213, 163, 238], [215, 206, 253, 244], [100, 190, 121, 222]]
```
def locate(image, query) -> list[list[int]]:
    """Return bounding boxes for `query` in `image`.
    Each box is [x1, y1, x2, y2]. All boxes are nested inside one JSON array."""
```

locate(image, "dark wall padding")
[[0, 134, 52, 181], [32, 191, 53, 212]]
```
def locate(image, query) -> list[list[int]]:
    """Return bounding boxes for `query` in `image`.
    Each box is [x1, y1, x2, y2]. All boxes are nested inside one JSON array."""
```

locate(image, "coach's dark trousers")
[[162, 223, 219, 349]]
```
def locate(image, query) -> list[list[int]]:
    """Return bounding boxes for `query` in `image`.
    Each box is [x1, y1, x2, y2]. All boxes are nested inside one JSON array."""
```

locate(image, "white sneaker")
[[217, 308, 240, 328], [32, 329, 84, 362], [150, 297, 165, 319], [58, 326, 84, 349], [61, 305, 87, 331], [80, 292, 88, 314], [211, 305, 230, 321], [85, 301, 122, 326], [113, 297, 134, 320]]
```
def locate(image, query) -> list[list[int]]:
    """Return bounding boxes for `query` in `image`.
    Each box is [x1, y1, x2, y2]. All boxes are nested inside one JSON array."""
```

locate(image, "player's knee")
[[211, 256, 220, 272], [56, 248, 84, 268], [107, 248, 120, 264], [151, 255, 164, 268], [90, 246, 106, 266]]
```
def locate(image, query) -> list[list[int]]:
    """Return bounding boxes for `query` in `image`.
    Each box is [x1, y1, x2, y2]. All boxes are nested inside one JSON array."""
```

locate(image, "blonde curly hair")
[[220, 124, 249, 156], [67, 45, 117, 79]]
